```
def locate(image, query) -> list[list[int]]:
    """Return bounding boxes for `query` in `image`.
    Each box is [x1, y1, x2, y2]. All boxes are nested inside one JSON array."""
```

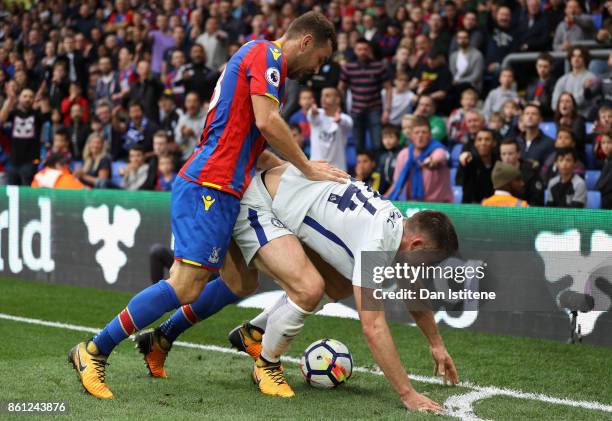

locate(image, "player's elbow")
[[255, 113, 273, 135]]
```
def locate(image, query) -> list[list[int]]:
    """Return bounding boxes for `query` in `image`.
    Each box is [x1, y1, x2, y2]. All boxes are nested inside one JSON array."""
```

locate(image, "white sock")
[[250, 292, 330, 332], [260, 296, 312, 363], [249, 292, 287, 331]]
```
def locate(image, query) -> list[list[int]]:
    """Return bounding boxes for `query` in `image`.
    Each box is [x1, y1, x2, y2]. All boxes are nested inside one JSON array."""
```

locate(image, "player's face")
[[289, 37, 332, 82]]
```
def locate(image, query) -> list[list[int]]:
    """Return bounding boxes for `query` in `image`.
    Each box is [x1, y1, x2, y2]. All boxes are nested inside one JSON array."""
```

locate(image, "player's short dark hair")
[[411, 115, 431, 130], [299, 87, 314, 95], [130, 143, 146, 154], [407, 210, 459, 257], [357, 149, 376, 161], [289, 123, 302, 133], [382, 124, 399, 138], [500, 138, 520, 152], [286, 11, 337, 51], [537, 52, 554, 65], [555, 147, 577, 161]]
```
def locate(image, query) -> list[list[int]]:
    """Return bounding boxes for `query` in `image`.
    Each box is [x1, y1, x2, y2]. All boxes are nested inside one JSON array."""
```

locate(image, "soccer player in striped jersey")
[[68, 12, 345, 399]]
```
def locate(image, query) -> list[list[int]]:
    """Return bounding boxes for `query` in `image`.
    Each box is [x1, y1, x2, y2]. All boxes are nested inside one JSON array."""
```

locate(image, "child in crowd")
[[355, 150, 383, 192], [399, 114, 415, 146], [541, 128, 585, 184], [546, 148, 587, 208], [377, 125, 402, 194], [487, 112, 504, 133], [590, 105, 612, 163], [383, 71, 417, 126], [44, 129, 72, 169], [289, 123, 307, 153], [307, 87, 352, 171], [447, 88, 479, 145], [482, 68, 518, 118], [499, 99, 521, 138], [120, 144, 152, 191], [595, 133, 612, 209], [156, 152, 177, 192], [289, 88, 315, 143]]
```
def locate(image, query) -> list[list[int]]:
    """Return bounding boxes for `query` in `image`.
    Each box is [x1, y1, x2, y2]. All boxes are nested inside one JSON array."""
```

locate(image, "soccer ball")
[[300, 339, 353, 388]]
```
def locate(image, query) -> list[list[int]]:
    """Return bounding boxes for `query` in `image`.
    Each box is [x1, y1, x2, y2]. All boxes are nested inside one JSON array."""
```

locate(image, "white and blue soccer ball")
[[300, 338, 353, 388]]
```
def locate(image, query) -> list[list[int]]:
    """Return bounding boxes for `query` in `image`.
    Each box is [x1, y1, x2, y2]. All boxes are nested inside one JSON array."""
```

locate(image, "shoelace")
[[263, 365, 286, 385], [92, 358, 109, 383]]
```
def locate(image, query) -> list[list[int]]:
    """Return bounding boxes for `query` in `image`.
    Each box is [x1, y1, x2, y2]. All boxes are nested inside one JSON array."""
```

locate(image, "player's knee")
[[168, 264, 210, 304], [292, 278, 325, 312]]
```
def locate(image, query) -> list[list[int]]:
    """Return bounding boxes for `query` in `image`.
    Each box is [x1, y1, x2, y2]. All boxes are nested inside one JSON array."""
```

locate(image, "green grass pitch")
[[0, 277, 611, 420]]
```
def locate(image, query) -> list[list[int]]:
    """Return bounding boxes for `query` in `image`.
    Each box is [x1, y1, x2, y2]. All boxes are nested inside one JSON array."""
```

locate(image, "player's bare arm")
[[256, 149, 285, 171], [251, 95, 347, 183], [354, 285, 443, 414], [304, 247, 458, 386]]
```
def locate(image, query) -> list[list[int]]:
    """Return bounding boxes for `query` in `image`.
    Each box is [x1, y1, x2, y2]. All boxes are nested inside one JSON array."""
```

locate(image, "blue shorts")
[[171, 176, 240, 270]]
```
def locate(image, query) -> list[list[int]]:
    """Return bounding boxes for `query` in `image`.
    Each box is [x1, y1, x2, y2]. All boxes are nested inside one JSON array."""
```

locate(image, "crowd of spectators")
[[0, 0, 611, 209]]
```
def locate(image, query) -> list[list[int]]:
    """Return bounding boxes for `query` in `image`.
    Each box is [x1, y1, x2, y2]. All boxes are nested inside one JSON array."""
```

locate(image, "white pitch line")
[[1, 312, 611, 417]]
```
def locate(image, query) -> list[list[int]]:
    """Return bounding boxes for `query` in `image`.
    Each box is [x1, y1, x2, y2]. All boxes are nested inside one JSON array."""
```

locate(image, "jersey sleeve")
[[248, 43, 284, 104]]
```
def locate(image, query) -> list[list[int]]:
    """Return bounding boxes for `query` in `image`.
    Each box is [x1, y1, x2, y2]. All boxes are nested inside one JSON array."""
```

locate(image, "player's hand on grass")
[[303, 160, 349, 183], [430, 345, 458, 386], [401, 390, 444, 414]]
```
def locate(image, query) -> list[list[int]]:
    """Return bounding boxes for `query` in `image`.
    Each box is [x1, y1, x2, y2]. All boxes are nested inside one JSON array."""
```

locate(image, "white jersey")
[[272, 165, 403, 286]]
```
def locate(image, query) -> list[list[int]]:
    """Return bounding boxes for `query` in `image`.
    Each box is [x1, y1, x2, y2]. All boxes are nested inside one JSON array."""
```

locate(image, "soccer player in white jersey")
[[138, 155, 458, 413], [230, 162, 458, 406]]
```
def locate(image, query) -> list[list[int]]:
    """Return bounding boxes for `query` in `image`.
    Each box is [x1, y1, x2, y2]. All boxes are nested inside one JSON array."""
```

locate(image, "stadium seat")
[[111, 161, 126, 187], [594, 13, 603, 31], [585, 147, 596, 170], [587, 191, 601, 209], [585, 170, 600, 190], [453, 186, 463, 203], [585, 122, 594, 134], [539, 122, 557, 139], [450, 167, 457, 186], [451, 144, 462, 168]]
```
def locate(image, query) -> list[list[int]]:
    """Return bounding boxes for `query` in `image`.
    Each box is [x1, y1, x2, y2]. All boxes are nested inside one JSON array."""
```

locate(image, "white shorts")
[[232, 172, 294, 265]]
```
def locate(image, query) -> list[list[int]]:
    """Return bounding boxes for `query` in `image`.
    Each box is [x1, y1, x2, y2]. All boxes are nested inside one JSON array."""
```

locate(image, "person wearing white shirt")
[[381, 71, 417, 126], [307, 87, 353, 171]]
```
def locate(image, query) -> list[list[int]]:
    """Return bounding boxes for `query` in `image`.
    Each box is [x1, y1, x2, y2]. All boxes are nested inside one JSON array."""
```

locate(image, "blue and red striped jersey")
[[179, 40, 287, 198]]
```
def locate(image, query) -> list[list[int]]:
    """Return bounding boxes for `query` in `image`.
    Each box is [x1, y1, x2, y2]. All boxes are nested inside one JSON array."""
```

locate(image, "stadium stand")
[[0, 0, 609, 210]]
